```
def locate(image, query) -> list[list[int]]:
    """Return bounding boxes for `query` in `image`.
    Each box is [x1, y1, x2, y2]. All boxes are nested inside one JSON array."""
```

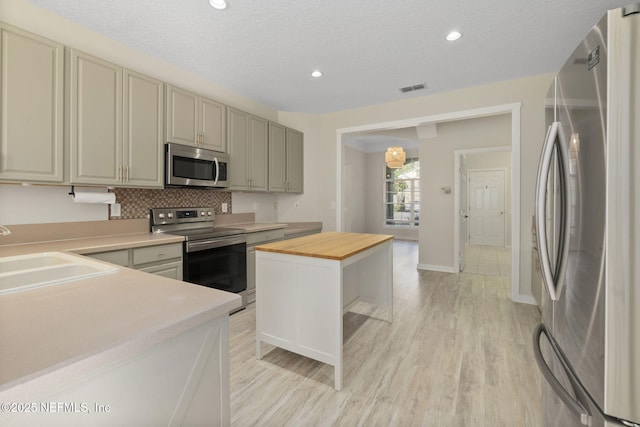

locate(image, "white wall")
[[343, 147, 367, 233], [0, 185, 108, 225], [231, 192, 278, 222], [280, 73, 554, 301], [420, 115, 512, 270]]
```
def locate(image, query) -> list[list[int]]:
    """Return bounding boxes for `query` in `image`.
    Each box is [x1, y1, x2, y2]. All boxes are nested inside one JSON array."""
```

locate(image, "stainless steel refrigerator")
[[533, 3, 640, 427]]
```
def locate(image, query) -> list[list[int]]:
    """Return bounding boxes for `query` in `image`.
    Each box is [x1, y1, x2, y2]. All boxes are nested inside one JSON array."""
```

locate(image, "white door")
[[468, 170, 505, 247], [458, 155, 468, 271]]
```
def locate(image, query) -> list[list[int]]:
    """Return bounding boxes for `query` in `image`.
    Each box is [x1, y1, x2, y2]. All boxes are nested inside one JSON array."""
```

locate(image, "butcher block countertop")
[[254, 231, 393, 260]]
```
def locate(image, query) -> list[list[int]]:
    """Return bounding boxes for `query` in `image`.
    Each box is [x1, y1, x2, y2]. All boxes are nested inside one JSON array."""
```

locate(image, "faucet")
[[0, 225, 11, 236]]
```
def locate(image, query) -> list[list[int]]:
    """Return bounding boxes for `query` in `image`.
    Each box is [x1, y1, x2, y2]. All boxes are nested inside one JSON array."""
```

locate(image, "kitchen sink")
[[0, 252, 119, 295]]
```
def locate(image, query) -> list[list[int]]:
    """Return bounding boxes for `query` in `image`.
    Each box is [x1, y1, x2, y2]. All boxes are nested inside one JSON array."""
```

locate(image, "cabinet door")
[[248, 115, 268, 191], [267, 122, 286, 192], [227, 107, 249, 190], [286, 128, 304, 193], [0, 24, 64, 183], [69, 50, 122, 185], [200, 97, 226, 152], [138, 261, 183, 280], [123, 69, 164, 188], [165, 85, 197, 146]]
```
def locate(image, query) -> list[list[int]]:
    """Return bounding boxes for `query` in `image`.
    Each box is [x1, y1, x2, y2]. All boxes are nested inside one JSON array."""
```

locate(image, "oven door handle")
[[185, 235, 246, 253]]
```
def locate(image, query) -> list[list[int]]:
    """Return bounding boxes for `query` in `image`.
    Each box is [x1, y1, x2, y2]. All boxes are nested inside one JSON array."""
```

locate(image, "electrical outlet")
[[110, 203, 121, 217], [222, 203, 228, 213]]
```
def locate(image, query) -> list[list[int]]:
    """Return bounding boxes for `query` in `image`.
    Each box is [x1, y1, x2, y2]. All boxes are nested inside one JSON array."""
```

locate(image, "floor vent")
[[399, 83, 427, 93]]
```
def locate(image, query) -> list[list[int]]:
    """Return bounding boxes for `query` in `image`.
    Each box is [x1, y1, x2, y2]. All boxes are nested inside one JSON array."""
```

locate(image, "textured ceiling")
[[27, 0, 631, 114]]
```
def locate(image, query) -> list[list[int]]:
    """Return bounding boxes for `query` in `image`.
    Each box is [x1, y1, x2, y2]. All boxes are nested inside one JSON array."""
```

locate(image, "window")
[[384, 158, 420, 227]]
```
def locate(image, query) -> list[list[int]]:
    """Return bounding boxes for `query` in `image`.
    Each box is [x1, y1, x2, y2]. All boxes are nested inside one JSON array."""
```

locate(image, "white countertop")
[[0, 233, 185, 258], [0, 234, 241, 401]]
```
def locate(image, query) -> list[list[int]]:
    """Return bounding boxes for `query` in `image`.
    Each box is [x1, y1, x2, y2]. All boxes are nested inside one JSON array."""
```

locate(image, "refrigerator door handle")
[[535, 123, 559, 300], [535, 121, 571, 300], [533, 324, 591, 425], [554, 121, 572, 299]]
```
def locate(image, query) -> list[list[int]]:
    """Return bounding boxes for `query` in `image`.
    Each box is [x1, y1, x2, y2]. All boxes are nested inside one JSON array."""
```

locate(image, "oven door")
[[183, 236, 247, 293]]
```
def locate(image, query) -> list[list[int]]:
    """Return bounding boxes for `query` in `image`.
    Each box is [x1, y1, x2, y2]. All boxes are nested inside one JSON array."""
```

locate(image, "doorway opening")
[[337, 102, 526, 303], [454, 147, 511, 275]]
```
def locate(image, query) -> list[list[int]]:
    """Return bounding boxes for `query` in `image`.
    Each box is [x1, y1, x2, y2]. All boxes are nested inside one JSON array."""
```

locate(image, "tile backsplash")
[[111, 188, 232, 220]]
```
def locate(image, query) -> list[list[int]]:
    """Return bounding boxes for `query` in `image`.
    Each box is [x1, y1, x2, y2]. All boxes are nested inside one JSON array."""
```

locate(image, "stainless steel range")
[[150, 207, 247, 310]]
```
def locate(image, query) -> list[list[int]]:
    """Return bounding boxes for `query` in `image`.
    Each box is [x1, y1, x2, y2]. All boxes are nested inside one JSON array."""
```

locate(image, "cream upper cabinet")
[[227, 107, 267, 192], [0, 24, 64, 183], [123, 69, 164, 187], [165, 85, 226, 152], [285, 128, 304, 193], [69, 49, 163, 188], [69, 49, 122, 185], [267, 122, 286, 192], [268, 122, 303, 193]]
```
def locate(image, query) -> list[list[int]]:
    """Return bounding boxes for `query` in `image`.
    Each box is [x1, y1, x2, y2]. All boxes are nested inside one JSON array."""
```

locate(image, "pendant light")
[[385, 146, 406, 168]]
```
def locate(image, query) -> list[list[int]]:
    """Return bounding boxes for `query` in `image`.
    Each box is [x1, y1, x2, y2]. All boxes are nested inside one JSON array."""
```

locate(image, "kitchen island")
[[0, 251, 240, 426], [255, 232, 393, 391]]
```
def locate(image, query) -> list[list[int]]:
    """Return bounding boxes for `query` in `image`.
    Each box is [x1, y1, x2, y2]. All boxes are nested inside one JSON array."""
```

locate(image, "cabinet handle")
[[201, 131, 205, 145], [118, 166, 122, 182], [126, 167, 129, 182]]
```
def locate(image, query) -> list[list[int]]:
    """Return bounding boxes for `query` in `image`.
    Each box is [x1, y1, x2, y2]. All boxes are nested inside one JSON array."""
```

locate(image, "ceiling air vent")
[[399, 83, 427, 93]]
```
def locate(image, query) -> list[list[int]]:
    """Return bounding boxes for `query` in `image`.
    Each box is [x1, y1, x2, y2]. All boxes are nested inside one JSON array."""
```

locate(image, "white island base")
[[255, 232, 393, 391]]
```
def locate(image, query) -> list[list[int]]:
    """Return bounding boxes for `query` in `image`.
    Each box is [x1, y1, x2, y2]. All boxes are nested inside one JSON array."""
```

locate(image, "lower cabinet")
[[87, 243, 183, 280]]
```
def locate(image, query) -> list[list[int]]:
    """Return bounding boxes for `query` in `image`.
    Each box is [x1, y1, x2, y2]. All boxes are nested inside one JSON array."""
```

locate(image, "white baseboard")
[[511, 294, 537, 305], [416, 263, 457, 273]]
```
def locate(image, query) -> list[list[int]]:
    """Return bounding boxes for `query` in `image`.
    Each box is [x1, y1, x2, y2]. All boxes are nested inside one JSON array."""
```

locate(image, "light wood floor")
[[229, 240, 541, 426]]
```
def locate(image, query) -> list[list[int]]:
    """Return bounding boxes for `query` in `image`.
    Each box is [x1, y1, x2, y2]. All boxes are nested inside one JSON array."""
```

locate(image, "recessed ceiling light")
[[209, 0, 227, 10], [311, 70, 323, 78], [446, 31, 462, 41]]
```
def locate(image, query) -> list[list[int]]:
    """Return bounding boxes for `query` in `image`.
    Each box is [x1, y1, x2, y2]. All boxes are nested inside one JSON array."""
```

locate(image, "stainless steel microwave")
[[165, 143, 229, 189]]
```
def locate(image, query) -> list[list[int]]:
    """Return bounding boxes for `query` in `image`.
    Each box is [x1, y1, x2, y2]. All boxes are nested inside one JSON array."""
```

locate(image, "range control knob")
[[167, 213, 174, 218], [200, 211, 205, 217], [158, 213, 165, 219], [207, 211, 212, 216]]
